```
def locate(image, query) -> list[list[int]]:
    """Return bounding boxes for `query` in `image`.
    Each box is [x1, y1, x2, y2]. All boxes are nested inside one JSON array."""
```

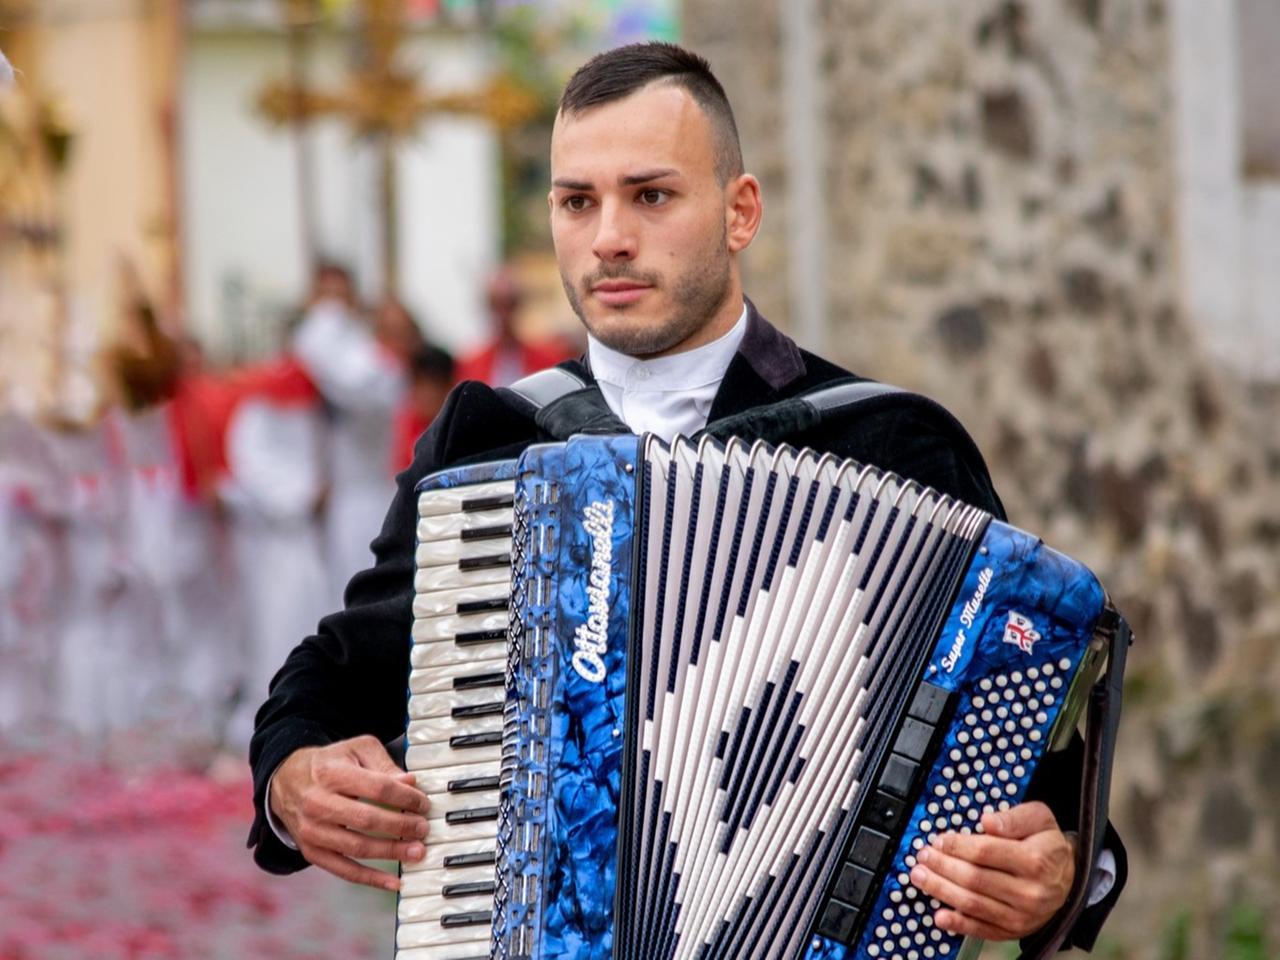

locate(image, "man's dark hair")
[[409, 343, 455, 383], [559, 42, 744, 185]]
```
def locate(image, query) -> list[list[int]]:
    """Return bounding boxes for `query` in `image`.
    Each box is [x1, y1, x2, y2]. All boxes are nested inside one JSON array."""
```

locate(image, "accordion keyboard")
[[397, 479, 516, 960]]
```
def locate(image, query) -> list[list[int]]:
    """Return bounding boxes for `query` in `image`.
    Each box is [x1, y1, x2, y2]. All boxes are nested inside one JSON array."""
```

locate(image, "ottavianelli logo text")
[[572, 500, 615, 683]]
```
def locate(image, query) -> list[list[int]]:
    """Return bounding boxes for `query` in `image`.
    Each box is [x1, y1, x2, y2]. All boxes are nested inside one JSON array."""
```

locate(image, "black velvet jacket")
[[248, 302, 1125, 953]]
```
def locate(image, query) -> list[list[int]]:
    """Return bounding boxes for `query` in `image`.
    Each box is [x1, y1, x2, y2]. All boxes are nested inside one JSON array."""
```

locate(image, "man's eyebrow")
[[552, 177, 593, 191], [619, 168, 680, 186]]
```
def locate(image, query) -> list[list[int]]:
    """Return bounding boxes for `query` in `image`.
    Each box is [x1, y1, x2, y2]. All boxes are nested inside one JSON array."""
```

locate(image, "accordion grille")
[[612, 437, 986, 959]]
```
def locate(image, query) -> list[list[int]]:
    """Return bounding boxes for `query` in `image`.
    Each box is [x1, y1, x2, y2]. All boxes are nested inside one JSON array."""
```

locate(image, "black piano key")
[[455, 629, 506, 646], [879, 754, 918, 799], [461, 494, 514, 512], [908, 682, 953, 724], [445, 805, 499, 825], [893, 716, 934, 761], [449, 731, 502, 749], [442, 850, 496, 868], [452, 672, 504, 690], [451, 701, 504, 719], [849, 827, 892, 871], [460, 524, 512, 542], [442, 880, 496, 898], [833, 862, 876, 908], [440, 910, 491, 928], [458, 553, 510, 571], [863, 790, 907, 834], [447, 775, 501, 793], [815, 898, 861, 946], [456, 596, 509, 614]]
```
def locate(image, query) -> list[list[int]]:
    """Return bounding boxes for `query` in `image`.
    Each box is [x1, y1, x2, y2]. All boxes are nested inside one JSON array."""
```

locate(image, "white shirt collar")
[[585, 303, 749, 441], [587, 302, 749, 393]]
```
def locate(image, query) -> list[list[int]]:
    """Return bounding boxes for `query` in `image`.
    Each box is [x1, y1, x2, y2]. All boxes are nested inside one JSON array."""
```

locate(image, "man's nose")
[[591, 199, 638, 262]]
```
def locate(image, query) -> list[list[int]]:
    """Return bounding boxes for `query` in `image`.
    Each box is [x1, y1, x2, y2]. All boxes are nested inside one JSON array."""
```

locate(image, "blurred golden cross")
[[257, 0, 538, 299]]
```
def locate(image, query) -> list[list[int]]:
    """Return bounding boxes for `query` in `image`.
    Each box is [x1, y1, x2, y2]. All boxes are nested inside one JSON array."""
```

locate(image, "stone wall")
[[686, 1, 1280, 955]]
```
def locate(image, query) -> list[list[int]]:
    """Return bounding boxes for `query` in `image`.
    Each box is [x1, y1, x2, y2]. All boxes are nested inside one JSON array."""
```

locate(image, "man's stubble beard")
[[560, 225, 733, 358]]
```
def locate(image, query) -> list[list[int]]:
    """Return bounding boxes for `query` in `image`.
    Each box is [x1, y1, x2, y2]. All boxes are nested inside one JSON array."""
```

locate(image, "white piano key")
[[413, 583, 509, 620], [400, 861, 495, 898], [408, 659, 506, 696], [418, 481, 515, 518], [411, 611, 507, 644], [398, 891, 494, 924], [417, 508, 513, 542], [396, 917, 491, 951], [408, 687, 506, 721], [402, 835, 496, 873], [407, 740, 501, 771], [410, 761, 500, 796], [423, 789, 500, 820], [396, 943, 490, 960], [411, 639, 506, 669], [416, 537, 513, 569], [415, 564, 510, 593], [416, 816, 495, 845], [408, 713, 502, 745]]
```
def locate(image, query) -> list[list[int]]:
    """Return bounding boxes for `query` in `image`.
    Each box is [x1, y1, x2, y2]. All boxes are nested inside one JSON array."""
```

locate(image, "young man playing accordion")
[[249, 42, 1126, 955]]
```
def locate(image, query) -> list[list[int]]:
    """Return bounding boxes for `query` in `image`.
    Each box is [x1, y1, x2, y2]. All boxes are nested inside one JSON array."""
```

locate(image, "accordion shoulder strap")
[[700, 376, 912, 445], [500, 366, 629, 440]]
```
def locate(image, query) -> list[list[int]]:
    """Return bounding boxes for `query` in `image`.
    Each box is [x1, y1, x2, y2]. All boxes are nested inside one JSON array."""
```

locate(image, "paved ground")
[[0, 736, 395, 960]]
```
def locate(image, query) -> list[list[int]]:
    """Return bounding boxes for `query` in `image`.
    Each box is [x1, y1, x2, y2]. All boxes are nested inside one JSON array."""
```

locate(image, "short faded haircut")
[[558, 42, 744, 185]]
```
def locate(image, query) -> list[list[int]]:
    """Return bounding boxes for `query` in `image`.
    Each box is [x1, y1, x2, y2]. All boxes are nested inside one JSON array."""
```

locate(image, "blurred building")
[[0, 0, 182, 418], [688, 0, 1280, 954], [184, 0, 504, 360]]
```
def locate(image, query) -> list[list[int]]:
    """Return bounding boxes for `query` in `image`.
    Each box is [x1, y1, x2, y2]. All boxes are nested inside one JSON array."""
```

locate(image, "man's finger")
[[930, 830, 1035, 875], [324, 762, 430, 814], [322, 795, 429, 840], [306, 823, 427, 865], [348, 735, 404, 774], [909, 862, 1025, 932], [306, 846, 401, 892], [981, 800, 1057, 840], [917, 845, 1037, 915], [934, 907, 1023, 942]]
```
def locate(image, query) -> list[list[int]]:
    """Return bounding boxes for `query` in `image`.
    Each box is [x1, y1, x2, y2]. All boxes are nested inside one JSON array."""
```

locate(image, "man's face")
[[549, 83, 742, 358]]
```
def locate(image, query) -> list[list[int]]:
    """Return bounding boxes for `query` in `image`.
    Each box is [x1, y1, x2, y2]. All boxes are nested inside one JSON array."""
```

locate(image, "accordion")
[[396, 433, 1129, 960]]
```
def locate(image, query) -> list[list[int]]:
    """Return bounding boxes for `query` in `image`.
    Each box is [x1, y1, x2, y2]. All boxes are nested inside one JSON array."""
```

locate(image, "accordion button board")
[[400, 435, 1121, 960]]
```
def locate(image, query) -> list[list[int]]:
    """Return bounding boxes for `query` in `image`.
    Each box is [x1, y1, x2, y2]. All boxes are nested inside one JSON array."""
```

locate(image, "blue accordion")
[[395, 433, 1129, 960]]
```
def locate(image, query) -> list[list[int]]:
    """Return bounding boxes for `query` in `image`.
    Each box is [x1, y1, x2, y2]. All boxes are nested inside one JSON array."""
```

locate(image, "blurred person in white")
[[0, 416, 64, 736], [103, 261, 243, 748], [289, 262, 419, 605], [218, 338, 330, 753]]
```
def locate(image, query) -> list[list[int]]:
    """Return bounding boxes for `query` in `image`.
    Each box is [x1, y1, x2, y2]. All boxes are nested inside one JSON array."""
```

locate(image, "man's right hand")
[[269, 735, 430, 891]]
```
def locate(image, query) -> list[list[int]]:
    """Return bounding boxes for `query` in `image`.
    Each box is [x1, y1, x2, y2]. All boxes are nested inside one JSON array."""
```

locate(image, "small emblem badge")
[[1003, 611, 1041, 654]]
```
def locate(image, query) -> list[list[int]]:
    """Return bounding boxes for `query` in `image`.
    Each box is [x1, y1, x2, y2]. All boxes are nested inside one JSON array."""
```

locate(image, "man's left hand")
[[909, 800, 1075, 942]]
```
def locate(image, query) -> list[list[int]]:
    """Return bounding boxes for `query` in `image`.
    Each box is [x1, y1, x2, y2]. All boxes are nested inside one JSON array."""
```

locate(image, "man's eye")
[[639, 189, 668, 206], [563, 195, 592, 212]]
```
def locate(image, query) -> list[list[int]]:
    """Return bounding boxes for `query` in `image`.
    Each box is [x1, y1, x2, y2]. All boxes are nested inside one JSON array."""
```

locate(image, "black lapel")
[[706, 299, 807, 422]]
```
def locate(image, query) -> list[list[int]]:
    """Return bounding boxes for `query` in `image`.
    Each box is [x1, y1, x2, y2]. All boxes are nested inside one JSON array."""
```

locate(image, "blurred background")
[[0, 1, 1277, 957]]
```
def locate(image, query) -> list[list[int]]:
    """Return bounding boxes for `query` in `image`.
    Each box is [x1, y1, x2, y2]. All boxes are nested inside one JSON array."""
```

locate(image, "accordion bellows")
[[397, 434, 1116, 960]]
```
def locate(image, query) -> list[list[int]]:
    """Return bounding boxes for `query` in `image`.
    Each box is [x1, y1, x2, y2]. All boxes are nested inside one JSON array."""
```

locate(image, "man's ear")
[[725, 174, 763, 253]]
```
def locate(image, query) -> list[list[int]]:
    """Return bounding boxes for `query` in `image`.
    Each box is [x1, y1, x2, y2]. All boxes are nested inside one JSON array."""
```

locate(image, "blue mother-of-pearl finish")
[[498, 436, 640, 960], [413, 458, 519, 494], [803, 520, 1107, 960]]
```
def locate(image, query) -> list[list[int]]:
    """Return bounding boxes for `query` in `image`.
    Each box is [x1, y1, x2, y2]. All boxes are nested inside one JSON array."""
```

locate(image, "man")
[[251, 42, 1124, 952], [290, 264, 414, 602]]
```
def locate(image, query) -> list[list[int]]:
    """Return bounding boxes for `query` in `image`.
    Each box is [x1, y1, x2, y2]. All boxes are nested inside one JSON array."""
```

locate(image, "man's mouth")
[[591, 280, 652, 307]]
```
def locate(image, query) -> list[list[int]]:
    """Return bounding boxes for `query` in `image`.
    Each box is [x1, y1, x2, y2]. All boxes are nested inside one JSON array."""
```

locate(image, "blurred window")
[[1238, 0, 1280, 180]]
